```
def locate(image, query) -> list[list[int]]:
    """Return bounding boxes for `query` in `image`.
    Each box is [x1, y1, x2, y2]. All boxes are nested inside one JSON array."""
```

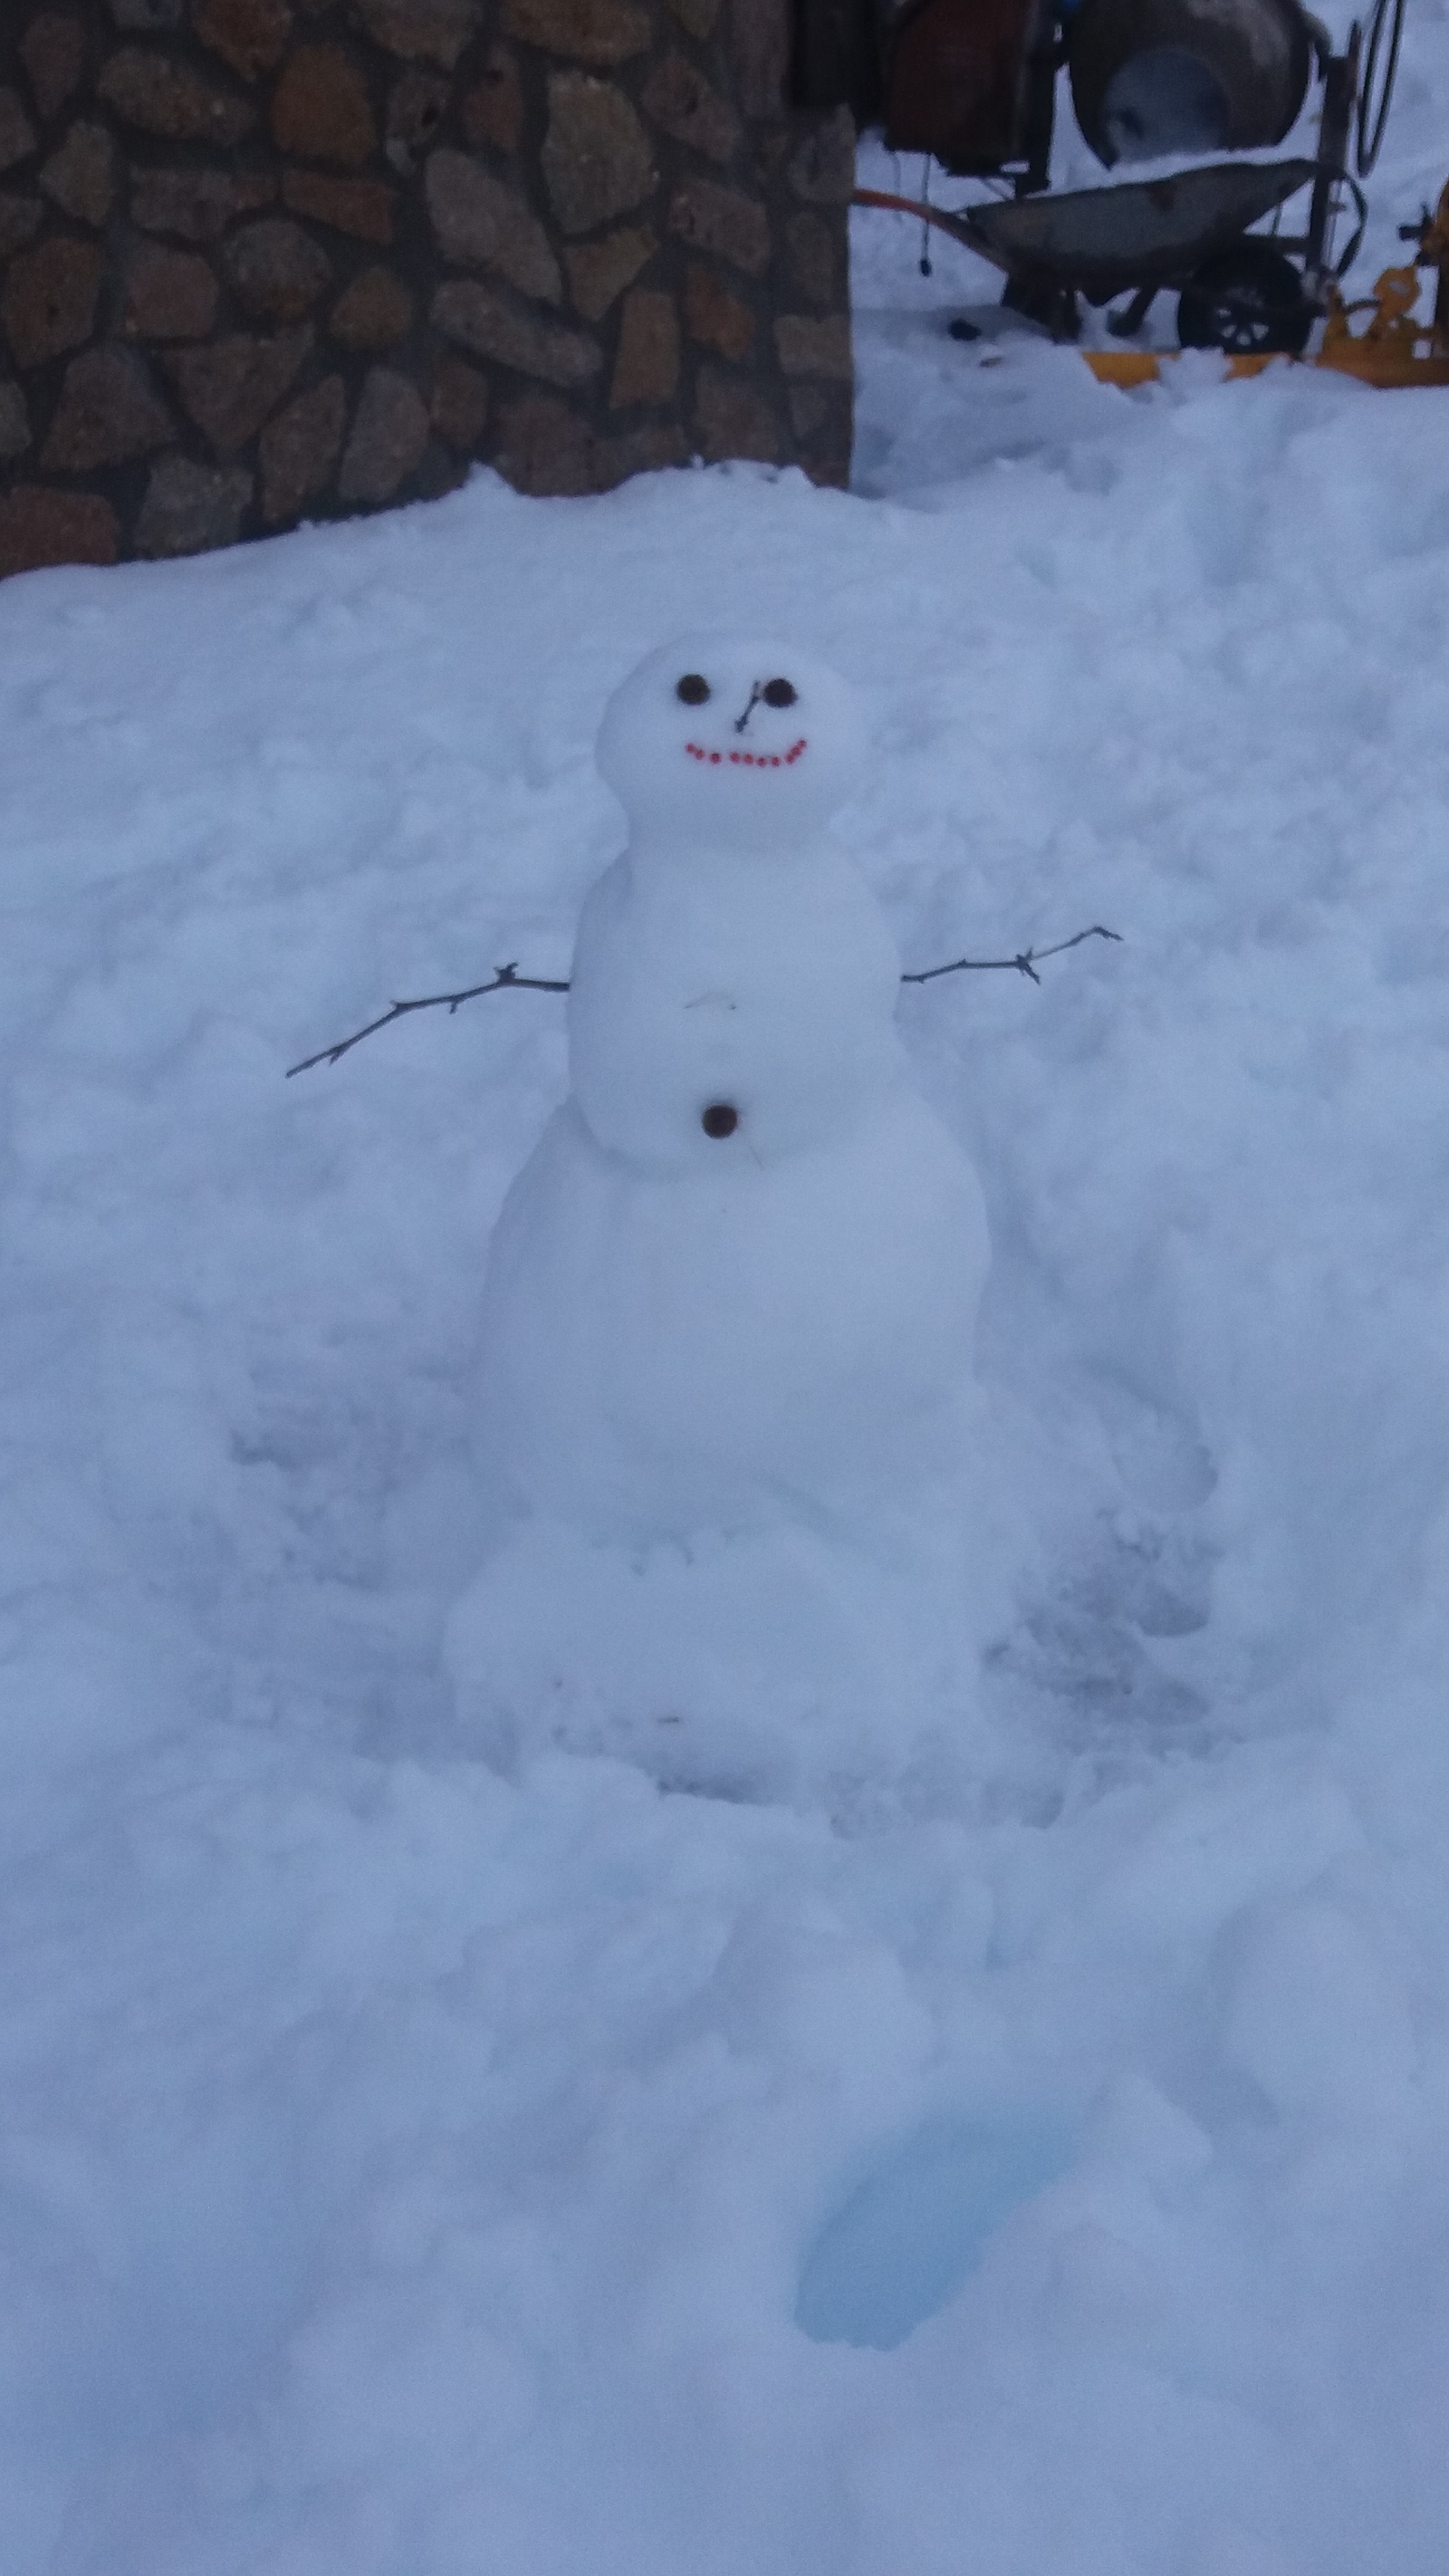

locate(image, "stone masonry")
[[0, 1, 854, 578]]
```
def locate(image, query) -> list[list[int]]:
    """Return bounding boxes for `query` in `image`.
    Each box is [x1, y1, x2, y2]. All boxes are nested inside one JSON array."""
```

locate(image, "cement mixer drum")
[[1067, 0, 1315, 164]]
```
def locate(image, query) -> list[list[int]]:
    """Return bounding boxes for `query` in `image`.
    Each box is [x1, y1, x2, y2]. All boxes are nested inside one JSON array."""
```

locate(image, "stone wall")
[[0, 0, 854, 579]]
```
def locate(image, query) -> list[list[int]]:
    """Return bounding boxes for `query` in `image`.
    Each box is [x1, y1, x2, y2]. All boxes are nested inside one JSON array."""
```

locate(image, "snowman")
[[448, 636, 997, 1801]]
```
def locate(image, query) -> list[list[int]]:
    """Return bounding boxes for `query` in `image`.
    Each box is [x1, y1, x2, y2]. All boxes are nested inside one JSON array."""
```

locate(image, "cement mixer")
[[1066, 0, 1314, 167], [816, 0, 1406, 349]]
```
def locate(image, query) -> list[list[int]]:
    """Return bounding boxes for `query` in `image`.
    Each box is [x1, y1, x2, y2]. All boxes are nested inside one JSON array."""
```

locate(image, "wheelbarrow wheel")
[[1176, 242, 1313, 354]]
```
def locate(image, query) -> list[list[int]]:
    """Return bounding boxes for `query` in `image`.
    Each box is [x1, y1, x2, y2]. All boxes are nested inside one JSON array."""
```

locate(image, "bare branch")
[[286, 925, 1121, 1076], [285, 962, 571, 1078], [901, 924, 1122, 987]]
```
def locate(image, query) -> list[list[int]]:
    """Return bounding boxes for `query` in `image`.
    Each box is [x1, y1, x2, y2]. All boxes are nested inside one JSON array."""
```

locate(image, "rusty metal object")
[[880, 0, 1052, 172]]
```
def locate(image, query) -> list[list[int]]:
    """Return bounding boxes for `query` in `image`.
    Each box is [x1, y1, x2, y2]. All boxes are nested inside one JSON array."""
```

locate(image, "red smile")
[[685, 738, 807, 768]]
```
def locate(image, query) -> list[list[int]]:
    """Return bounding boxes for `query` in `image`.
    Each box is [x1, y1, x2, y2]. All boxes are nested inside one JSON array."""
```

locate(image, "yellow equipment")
[[1083, 178, 1449, 386]]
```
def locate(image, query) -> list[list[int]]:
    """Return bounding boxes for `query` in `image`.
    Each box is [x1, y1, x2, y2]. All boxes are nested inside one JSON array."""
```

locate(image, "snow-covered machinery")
[[837, 0, 1406, 349]]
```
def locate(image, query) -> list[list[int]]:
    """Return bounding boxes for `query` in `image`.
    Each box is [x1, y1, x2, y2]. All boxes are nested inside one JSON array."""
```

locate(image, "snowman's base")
[[446, 1503, 1007, 1818]]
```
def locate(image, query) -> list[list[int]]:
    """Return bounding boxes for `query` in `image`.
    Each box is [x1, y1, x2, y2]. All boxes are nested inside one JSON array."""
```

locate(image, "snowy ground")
[[7, 43, 1449, 2574]]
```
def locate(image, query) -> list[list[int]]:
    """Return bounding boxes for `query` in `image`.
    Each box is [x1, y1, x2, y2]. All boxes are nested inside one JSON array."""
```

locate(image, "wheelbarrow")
[[850, 0, 1401, 351]]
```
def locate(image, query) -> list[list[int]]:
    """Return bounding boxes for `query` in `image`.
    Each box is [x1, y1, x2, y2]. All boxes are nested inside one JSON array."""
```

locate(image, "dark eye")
[[762, 678, 797, 708], [676, 673, 710, 706]]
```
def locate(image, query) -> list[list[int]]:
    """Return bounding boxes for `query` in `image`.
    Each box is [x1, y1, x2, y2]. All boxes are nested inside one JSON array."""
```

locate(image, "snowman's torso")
[[566, 841, 904, 1172]]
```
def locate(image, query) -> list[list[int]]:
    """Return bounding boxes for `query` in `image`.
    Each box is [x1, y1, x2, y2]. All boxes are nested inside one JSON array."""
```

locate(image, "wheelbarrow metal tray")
[[964, 157, 1317, 294]]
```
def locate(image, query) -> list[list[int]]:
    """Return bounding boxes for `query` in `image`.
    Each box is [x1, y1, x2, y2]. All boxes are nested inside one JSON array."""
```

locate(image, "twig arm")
[[285, 962, 571, 1078], [901, 924, 1122, 986], [286, 924, 1121, 1075]]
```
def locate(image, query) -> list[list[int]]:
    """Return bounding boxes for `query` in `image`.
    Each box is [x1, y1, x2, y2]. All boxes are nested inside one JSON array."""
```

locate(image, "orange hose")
[[850, 187, 984, 253]]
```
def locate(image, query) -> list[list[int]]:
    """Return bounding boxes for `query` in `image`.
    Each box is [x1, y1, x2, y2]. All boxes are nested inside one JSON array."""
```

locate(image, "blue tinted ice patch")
[[795, 2118, 1071, 2351]]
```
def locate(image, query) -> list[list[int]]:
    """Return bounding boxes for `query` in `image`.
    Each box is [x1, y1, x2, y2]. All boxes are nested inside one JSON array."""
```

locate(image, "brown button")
[[701, 1101, 738, 1139]]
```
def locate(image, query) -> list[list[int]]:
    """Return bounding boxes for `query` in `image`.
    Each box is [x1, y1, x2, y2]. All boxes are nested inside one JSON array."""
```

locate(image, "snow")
[[7, 62, 1449, 2575]]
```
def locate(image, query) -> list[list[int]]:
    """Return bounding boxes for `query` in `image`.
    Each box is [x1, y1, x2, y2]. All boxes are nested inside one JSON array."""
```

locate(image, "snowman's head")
[[596, 635, 864, 855]]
